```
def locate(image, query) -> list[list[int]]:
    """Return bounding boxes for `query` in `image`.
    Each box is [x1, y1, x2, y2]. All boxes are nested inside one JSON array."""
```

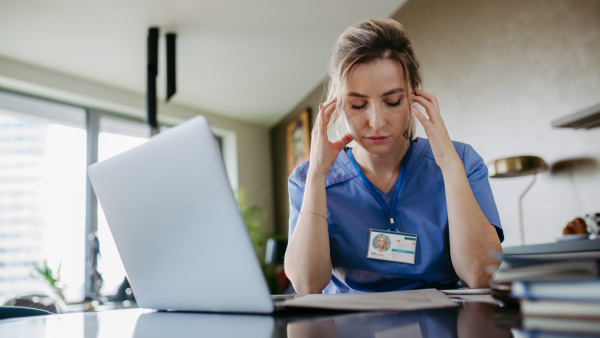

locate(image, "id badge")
[[366, 229, 417, 264]]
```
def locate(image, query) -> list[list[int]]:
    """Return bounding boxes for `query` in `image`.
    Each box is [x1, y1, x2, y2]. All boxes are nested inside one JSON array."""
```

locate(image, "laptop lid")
[[88, 116, 273, 313]]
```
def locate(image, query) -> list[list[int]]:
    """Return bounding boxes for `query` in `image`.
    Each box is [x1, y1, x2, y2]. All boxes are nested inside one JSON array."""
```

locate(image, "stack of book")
[[494, 255, 600, 336]]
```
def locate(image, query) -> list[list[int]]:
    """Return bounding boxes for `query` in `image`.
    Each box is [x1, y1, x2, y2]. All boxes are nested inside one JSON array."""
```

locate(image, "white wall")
[[394, 0, 600, 246], [0, 56, 275, 233]]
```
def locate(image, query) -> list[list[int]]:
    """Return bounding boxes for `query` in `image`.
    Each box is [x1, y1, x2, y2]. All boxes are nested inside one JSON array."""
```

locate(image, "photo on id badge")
[[367, 229, 417, 264]]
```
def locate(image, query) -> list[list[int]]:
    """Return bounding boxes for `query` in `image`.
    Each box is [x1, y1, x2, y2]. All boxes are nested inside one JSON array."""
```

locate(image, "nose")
[[367, 104, 386, 130]]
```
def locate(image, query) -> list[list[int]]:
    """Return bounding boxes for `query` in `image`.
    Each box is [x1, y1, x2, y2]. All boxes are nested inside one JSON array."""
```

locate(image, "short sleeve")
[[287, 166, 305, 241], [462, 144, 504, 243]]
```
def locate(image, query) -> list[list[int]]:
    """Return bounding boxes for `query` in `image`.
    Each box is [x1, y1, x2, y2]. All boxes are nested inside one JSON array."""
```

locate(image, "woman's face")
[[343, 58, 410, 155], [377, 236, 386, 249]]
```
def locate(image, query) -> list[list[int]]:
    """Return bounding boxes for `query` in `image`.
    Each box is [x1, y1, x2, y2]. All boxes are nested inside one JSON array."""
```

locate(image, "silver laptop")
[[88, 116, 275, 313]]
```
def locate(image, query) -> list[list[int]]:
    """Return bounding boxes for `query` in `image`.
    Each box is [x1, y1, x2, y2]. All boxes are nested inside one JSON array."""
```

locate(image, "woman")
[[284, 19, 503, 294], [376, 235, 388, 253]]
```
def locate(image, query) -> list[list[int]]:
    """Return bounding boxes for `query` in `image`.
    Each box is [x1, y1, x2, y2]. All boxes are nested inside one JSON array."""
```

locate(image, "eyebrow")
[[347, 88, 404, 98]]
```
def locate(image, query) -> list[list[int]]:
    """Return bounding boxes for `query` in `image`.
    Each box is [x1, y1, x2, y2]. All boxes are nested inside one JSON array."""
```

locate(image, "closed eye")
[[386, 98, 401, 107], [351, 103, 367, 110]]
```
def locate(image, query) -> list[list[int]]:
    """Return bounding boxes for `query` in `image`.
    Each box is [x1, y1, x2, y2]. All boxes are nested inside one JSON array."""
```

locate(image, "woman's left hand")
[[411, 89, 461, 171]]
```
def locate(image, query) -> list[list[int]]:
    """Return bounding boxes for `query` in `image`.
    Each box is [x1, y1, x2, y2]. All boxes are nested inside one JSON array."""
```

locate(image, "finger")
[[315, 105, 323, 126], [415, 89, 439, 111], [319, 104, 330, 137], [411, 104, 430, 126], [411, 95, 434, 110], [312, 106, 322, 138], [336, 133, 354, 148], [312, 120, 319, 140], [414, 89, 434, 102], [332, 135, 353, 152], [321, 98, 337, 113], [411, 96, 437, 122], [323, 100, 337, 126]]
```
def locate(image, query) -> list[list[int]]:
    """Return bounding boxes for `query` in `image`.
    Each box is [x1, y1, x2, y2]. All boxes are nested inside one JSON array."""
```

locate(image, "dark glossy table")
[[0, 301, 584, 338]]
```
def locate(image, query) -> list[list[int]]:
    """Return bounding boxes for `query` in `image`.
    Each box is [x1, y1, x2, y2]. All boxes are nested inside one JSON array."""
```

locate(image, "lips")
[[366, 136, 389, 143]]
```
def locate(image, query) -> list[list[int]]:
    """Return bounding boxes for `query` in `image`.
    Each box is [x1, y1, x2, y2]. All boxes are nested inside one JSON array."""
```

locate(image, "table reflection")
[[287, 303, 511, 338], [0, 303, 517, 338], [133, 311, 274, 338]]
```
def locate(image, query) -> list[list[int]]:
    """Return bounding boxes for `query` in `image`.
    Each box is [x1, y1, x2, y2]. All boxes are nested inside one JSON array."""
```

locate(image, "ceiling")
[[0, 0, 406, 126]]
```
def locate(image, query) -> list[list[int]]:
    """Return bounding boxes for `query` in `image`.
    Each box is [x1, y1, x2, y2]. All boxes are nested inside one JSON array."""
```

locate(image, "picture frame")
[[286, 108, 312, 175]]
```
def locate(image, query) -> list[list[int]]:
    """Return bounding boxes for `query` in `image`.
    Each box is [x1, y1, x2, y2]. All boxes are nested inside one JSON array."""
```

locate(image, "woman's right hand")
[[308, 99, 354, 177]]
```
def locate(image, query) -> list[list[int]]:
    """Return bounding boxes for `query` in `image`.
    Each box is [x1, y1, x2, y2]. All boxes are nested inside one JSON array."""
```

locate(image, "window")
[[0, 90, 238, 307], [0, 91, 87, 303]]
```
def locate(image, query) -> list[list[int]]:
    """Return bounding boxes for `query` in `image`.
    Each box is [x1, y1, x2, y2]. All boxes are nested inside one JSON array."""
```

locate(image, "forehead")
[[346, 59, 405, 95]]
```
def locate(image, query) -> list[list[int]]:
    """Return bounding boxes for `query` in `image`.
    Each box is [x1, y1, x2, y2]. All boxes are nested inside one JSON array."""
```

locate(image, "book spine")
[[511, 281, 600, 302], [511, 281, 531, 299]]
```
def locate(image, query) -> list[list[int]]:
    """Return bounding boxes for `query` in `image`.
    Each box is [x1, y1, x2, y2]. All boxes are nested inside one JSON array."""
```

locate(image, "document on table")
[[440, 288, 491, 295], [279, 289, 458, 311], [446, 294, 503, 305]]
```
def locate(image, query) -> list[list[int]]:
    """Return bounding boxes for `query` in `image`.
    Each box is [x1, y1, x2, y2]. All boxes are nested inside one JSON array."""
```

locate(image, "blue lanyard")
[[347, 139, 415, 231]]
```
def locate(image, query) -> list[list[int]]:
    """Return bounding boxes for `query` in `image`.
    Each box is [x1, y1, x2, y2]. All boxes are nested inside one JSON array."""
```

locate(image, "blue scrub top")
[[288, 138, 503, 294]]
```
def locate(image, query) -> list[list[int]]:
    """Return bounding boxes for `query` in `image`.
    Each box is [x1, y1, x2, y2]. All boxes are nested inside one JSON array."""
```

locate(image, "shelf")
[[551, 102, 600, 129]]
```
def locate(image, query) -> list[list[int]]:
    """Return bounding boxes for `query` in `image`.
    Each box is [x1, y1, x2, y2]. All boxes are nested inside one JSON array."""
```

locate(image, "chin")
[[357, 140, 395, 155]]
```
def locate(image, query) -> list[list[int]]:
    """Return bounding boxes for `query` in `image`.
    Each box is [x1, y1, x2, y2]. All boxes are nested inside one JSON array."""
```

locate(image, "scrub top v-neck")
[[347, 139, 414, 231], [288, 137, 503, 294]]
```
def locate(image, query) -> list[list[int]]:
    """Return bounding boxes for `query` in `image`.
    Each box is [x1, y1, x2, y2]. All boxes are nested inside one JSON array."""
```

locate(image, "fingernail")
[[412, 103, 417, 108], [410, 94, 415, 97], [319, 105, 323, 111]]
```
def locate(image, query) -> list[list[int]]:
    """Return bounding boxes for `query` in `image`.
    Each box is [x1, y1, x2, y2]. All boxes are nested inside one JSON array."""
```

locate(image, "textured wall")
[[393, 0, 600, 246], [272, 0, 600, 245]]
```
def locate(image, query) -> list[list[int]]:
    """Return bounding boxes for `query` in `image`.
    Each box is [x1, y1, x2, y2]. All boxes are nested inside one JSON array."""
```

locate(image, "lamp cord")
[[518, 173, 538, 246]]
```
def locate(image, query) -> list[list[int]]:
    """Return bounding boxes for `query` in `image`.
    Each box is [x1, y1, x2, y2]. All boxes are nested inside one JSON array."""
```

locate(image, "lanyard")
[[347, 139, 415, 231]]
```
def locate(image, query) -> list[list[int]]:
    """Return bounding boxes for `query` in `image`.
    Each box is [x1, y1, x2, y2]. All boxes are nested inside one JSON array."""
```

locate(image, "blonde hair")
[[376, 234, 389, 249], [326, 19, 422, 140]]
